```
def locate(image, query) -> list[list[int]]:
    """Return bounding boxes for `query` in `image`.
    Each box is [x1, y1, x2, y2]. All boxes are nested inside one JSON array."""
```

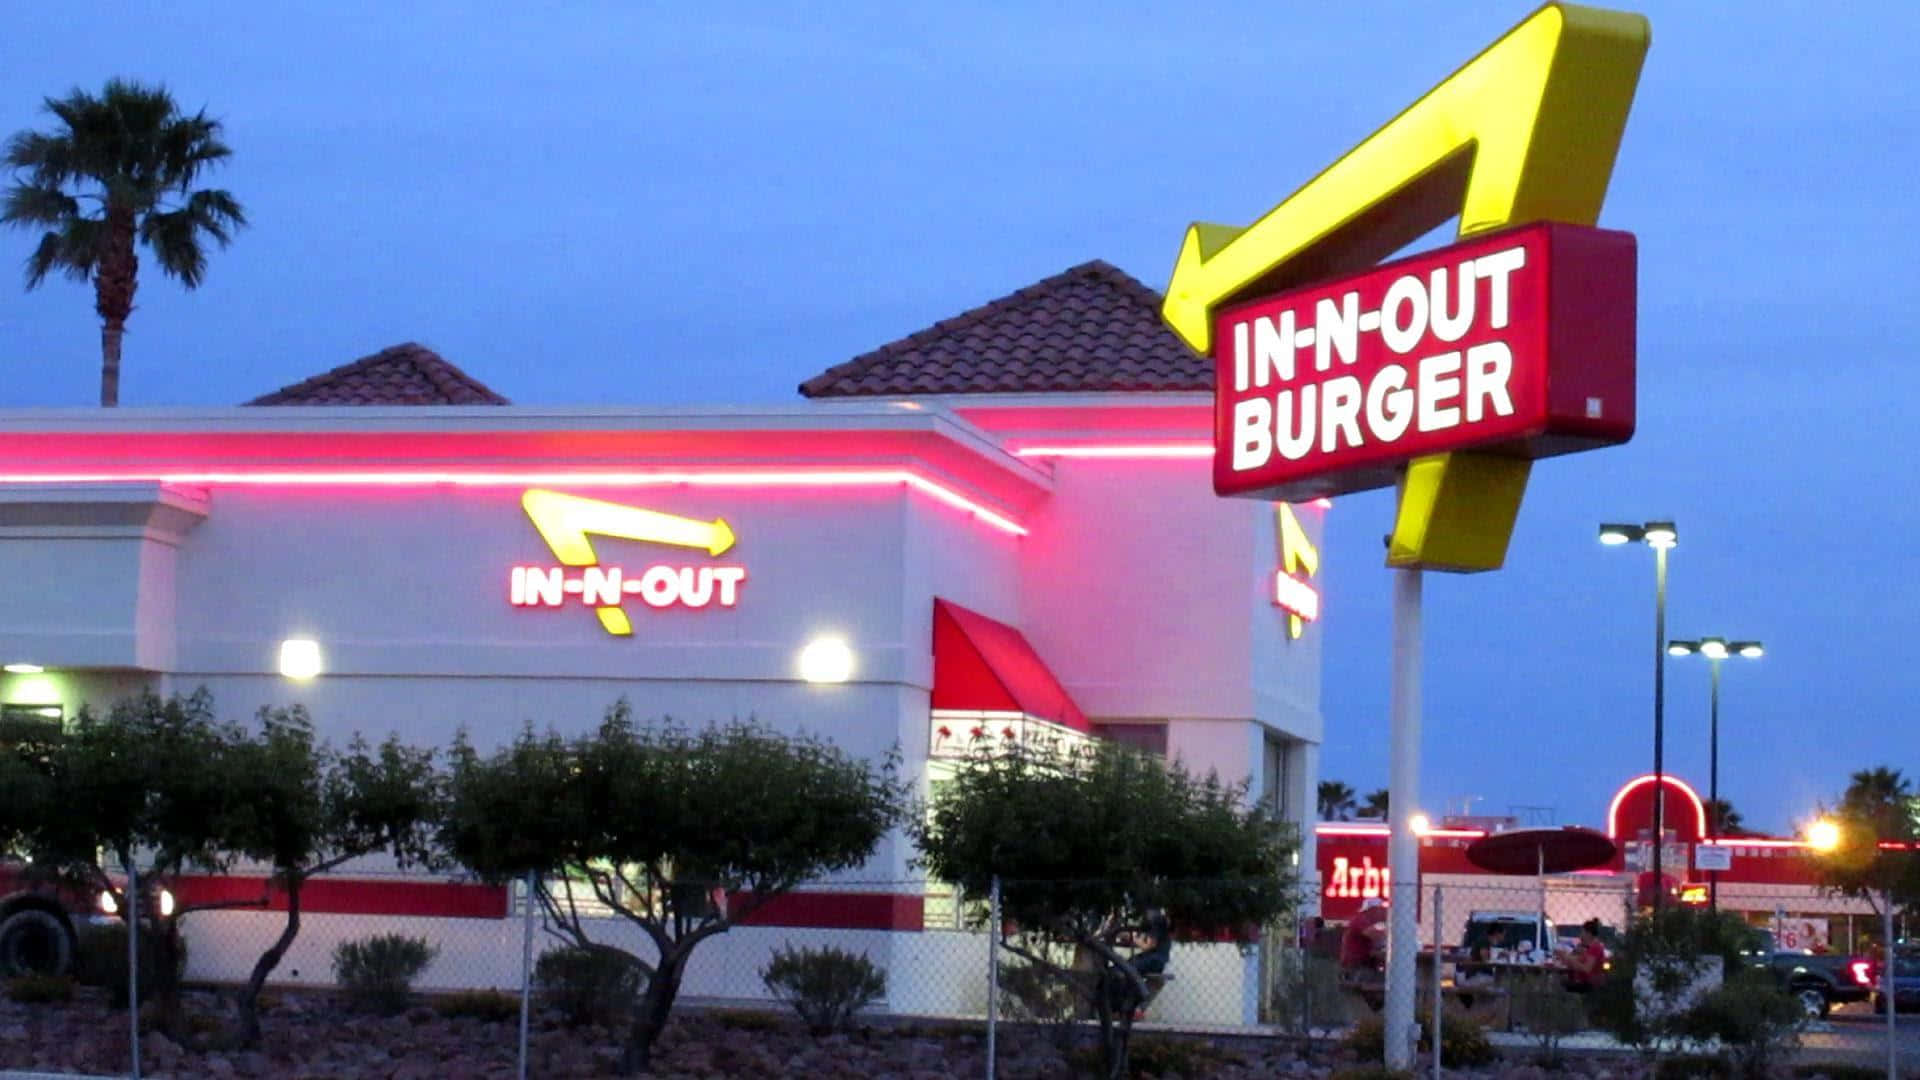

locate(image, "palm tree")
[[1317, 780, 1357, 821], [1703, 798, 1745, 836], [1360, 788, 1390, 820], [2, 79, 245, 406]]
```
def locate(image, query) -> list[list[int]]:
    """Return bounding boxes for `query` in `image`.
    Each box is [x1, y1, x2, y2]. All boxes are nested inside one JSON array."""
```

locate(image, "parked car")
[[1739, 929, 1874, 1018]]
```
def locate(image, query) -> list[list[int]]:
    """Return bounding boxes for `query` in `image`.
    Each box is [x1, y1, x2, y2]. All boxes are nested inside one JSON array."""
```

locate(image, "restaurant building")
[[1315, 773, 1882, 953], [0, 262, 1323, 1022]]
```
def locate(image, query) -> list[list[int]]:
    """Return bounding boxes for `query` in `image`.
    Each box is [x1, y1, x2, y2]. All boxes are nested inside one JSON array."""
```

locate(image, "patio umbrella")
[[1464, 827, 1618, 954]]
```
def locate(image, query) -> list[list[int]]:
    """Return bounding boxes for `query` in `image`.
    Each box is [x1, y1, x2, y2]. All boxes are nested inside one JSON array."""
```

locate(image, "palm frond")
[[22, 221, 98, 287], [140, 208, 208, 288], [1, 183, 80, 228], [3, 131, 78, 186]]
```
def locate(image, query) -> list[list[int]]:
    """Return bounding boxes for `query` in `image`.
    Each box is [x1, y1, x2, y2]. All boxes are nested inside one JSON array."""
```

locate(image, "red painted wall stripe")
[[168, 875, 929, 931]]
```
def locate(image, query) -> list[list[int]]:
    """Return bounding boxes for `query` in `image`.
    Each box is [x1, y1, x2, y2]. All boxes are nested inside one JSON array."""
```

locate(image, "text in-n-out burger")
[[1211, 222, 1637, 501]]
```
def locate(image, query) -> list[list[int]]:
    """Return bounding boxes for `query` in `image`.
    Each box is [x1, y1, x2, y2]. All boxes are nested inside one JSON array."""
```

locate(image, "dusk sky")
[[2, 2, 1912, 835]]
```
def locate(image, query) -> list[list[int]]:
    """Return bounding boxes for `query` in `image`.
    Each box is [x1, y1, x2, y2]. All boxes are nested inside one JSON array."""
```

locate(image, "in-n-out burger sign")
[[1213, 222, 1637, 501], [511, 489, 746, 636]]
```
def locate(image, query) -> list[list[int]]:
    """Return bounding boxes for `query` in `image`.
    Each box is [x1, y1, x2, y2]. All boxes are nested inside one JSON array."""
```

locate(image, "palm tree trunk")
[[92, 208, 138, 408], [99, 320, 124, 407]]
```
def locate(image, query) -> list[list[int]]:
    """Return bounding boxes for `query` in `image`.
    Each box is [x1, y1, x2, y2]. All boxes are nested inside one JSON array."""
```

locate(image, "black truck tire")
[[0, 906, 75, 977]]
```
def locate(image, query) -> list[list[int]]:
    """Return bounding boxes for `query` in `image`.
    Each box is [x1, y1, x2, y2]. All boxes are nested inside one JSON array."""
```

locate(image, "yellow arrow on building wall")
[[521, 488, 736, 635]]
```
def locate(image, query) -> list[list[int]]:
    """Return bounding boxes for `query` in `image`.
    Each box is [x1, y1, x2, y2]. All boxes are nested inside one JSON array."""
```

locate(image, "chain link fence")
[[1, 869, 1911, 1077]]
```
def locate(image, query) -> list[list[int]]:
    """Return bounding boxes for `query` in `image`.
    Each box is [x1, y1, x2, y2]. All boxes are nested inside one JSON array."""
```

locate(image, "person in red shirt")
[[1563, 918, 1608, 992], [1340, 899, 1389, 973]]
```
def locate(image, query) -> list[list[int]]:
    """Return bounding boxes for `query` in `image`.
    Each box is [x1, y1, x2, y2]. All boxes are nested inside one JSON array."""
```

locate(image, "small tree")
[[4, 690, 246, 1028], [915, 740, 1295, 1080], [223, 707, 442, 1047], [441, 703, 905, 1075], [1811, 767, 1920, 917]]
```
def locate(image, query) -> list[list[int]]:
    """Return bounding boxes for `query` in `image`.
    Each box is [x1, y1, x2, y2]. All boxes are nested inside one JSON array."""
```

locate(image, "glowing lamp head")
[[278, 638, 323, 681], [1643, 521, 1678, 549], [1668, 640, 1698, 657], [2, 662, 43, 674], [797, 637, 855, 684], [1597, 523, 1640, 546], [1734, 641, 1765, 659], [1806, 819, 1842, 853], [1409, 813, 1431, 836], [1699, 638, 1730, 660]]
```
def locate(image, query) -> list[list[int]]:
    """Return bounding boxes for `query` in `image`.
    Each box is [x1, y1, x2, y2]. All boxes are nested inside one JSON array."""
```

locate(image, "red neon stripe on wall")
[[734, 891, 925, 932], [166, 876, 928, 931], [169, 875, 510, 919]]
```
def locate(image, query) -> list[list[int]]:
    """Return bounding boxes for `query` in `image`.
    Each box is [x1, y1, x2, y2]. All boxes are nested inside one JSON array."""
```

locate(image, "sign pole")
[[1385, 566, 1423, 1072]]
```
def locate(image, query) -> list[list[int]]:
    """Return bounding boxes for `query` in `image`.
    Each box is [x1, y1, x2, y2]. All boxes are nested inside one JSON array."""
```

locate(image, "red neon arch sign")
[[1606, 773, 1709, 841]]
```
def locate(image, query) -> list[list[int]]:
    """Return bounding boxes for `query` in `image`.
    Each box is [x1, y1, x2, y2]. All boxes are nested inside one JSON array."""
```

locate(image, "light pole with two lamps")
[[1667, 636, 1763, 911], [1599, 520, 1678, 906]]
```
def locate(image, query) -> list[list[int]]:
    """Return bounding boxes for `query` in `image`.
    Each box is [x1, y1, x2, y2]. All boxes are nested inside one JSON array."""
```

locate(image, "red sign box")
[[1211, 223, 1635, 500]]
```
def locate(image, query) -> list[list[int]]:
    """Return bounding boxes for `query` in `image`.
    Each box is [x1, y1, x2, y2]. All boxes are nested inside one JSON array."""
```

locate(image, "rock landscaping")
[[0, 985, 1875, 1078]]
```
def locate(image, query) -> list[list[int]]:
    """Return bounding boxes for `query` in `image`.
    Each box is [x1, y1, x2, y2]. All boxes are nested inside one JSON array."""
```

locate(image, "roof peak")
[[798, 259, 1209, 399], [247, 343, 509, 406]]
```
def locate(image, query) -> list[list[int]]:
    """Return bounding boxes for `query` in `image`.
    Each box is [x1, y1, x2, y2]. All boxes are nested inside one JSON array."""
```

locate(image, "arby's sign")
[[1213, 222, 1637, 501]]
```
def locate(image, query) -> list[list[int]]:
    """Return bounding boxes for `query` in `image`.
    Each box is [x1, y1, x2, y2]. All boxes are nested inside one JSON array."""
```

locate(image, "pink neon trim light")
[[1606, 773, 1709, 841], [0, 469, 1028, 536], [1015, 444, 1215, 459], [1314, 823, 1485, 839], [1009, 447, 1334, 509]]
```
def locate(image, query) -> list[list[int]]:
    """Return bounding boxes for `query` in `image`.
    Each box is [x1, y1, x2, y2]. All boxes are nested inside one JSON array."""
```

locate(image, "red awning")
[[931, 599, 1088, 733]]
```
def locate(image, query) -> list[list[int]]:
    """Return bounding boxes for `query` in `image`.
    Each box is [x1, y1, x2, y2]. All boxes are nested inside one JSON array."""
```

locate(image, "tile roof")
[[798, 260, 1210, 398], [246, 343, 509, 406]]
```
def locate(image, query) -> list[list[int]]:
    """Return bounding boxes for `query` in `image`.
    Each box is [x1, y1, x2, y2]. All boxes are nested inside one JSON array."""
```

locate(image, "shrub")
[[1655, 1054, 1731, 1080], [1677, 968, 1803, 1079], [6, 972, 74, 1004], [534, 945, 644, 1029], [74, 922, 187, 1008], [1507, 972, 1588, 1065], [714, 1009, 789, 1033], [1342, 1008, 1494, 1069], [761, 944, 886, 1036], [1125, 1035, 1245, 1076], [435, 989, 521, 1022], [1268, 949, 1346, 1034], [1591, 905, 1754, 1049], [331, 933, 436, 1016], [1329, 1067, 1416, 1080]]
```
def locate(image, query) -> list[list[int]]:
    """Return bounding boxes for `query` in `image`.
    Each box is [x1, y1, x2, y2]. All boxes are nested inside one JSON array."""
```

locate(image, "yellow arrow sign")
[[1162, 3, 1650, 355], [521, 489, 737, 635], [1275, 503, 1321, 639]]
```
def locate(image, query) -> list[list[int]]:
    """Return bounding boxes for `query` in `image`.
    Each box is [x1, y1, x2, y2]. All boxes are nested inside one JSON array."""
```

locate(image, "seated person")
[[1459, 924, 1506, 983], [1106, 908, 1173, 1015], [1562, 919, 1607, 992], [1340, 898, 1389, 978]]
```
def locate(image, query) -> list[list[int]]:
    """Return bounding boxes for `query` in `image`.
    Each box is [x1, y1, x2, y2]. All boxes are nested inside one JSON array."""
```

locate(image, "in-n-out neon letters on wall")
[[512, 489, 746, 636]]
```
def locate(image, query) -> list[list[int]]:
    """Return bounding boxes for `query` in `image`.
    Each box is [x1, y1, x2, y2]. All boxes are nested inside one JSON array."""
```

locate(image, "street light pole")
[[1669, 637, 1762, 913], [1603, 520, 1677, 909], [1708, 654, 1720, 910], [1652, 540, 1668, 905]]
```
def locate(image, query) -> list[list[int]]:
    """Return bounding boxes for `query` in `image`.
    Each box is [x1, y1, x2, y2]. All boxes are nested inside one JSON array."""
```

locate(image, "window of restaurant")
[[1093, 721, 1167, 757], [1261, 733, 1292, 819]]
